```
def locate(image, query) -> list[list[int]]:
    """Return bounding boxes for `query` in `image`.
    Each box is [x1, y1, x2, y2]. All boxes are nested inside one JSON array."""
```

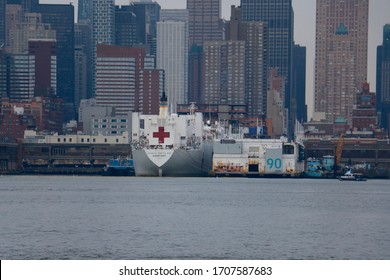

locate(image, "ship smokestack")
[[159, 91, 168, 119]]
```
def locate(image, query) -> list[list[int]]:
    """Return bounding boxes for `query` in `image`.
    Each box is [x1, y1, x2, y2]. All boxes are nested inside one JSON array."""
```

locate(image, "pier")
[[0, 141, 131, 175]]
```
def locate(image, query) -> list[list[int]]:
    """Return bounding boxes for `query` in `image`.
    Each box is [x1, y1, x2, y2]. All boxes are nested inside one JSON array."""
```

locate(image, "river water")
[[0, 176, 389, 260]]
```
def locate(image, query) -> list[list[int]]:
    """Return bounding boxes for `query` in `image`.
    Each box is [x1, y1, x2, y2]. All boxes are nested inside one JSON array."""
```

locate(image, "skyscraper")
[[95, 45, 140, 116], [4, 2, 24, 53], [160, 8, 189, 48], [75, 23, 90, 109], [95, 44, 162, 115], [115, 5, 137, 47], [226, 6, 268, 119], [157, 21, 188, 113], [138, 68, 164, 115], [131, 1, 160, 56], [292, 44, 307, 123], [6, 12, 55, 54], [0, 49, 5, 102], [6, 0, 38, 13], [187, 0, 222, 46], [32, 4, 75, 119], [0, 0, 5, 46], [92, 0, 114, 46], [91, 0, 114, 102], [202, 40, 246, 111], [377, 24, 390, 131], [314, 0, 369, 125], [188, 45, 203, 106], [78, 0, 92, 22], [28, 39, 57, 97], [3, 53, 35, 102], [241, 0, 293, 131]]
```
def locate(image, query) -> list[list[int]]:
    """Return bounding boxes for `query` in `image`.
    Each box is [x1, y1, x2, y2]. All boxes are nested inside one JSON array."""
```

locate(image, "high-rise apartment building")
[[314, 0, 369, 125], [202, 41, 245, 108], [95, 45, 138, 116], [92, 0, 114, 46], [157, 21, 188, 113], [96, 44, 164, 116], [2, 39, 57, 102], [95, 44, 162, 115], [138, 68, 164, 115], [187, 0, 222, 46], [244, 22, 268, 119], [3, 54, 35, 102], [241, 0, 293, 130], [187, 0, 222, 112], [377, 24, 390, 131], [225, 6, 269, 119]]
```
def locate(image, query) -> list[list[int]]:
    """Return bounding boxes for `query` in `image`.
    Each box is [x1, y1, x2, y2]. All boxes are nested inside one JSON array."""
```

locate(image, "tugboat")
[[102, 158, 135, 176], [304, 156, 335, 178], [338, 170, 367, 181]]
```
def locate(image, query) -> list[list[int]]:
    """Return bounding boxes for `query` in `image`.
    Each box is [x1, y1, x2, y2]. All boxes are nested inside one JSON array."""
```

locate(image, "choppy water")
[[0, 176, 389, 260]]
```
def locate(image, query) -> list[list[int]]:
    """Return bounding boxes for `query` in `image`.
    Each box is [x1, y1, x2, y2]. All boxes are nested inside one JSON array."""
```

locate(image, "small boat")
[[338, 170, 367, 181], [102, 158, 135, 176]]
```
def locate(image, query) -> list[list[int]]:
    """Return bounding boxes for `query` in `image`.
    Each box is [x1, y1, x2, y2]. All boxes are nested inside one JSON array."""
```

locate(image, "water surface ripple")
[[1, 176, 389, 259]]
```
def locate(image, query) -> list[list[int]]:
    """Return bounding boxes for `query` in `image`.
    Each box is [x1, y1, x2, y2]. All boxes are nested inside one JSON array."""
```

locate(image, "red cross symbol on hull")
[[153, 126, 170, 144]]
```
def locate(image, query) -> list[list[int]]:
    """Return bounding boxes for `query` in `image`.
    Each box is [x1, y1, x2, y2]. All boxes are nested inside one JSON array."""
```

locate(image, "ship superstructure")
[[131, 94, 213, 176], [211, 138, 305, 177]]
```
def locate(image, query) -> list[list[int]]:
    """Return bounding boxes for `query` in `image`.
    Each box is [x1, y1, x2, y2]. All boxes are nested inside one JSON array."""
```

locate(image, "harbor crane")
[[334, 133, 345, 176]]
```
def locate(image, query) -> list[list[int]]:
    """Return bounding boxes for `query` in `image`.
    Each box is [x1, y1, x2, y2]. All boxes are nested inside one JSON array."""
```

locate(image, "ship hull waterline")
[[132, 144, 213, 177]]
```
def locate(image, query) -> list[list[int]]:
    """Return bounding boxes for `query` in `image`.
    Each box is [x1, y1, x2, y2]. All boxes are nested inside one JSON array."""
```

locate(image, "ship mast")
[[159, 92, 168, 119]]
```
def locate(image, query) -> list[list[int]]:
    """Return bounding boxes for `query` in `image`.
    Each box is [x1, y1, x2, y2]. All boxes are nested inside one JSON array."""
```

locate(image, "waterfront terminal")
[[0, 131, 389, 178]]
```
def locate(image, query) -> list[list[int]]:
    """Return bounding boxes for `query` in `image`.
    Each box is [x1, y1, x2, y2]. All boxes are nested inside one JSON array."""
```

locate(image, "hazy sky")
[[41, 0, 390, 118]]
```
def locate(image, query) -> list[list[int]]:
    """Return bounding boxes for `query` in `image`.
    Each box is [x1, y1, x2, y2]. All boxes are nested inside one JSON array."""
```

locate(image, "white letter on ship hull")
[[145, 149, 174, 167]]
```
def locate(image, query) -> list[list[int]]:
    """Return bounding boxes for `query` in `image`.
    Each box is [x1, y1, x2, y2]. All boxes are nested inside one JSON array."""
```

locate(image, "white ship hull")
[[211, 138, 305, 177], [133, 143, 213, 177]]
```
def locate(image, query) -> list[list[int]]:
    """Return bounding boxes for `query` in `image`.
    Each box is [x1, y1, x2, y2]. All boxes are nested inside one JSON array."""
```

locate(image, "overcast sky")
[[40, 0, 390, 118]]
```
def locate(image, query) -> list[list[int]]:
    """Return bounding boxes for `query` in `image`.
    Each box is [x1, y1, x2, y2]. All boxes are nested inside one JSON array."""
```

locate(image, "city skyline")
[[40, 0, 390, 120]]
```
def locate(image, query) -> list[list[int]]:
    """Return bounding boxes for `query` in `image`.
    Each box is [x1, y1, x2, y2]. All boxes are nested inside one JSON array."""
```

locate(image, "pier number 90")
[[266, 157, 282, 169]]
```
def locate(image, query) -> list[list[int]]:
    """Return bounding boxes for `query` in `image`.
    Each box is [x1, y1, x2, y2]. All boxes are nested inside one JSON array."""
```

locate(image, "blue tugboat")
[[102, 158, 135, 176], [304, 155, 335, 178]]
